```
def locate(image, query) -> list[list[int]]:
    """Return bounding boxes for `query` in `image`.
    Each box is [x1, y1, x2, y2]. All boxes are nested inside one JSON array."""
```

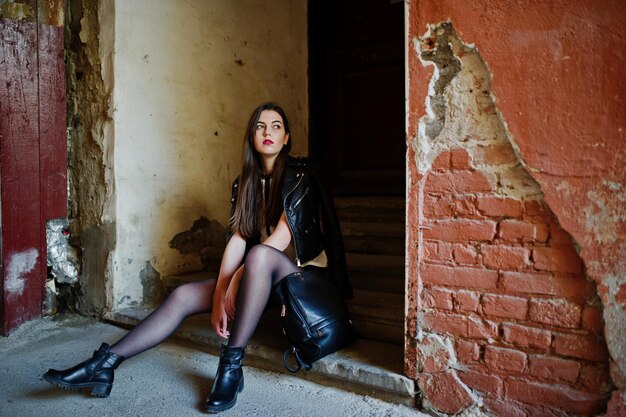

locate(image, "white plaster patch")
[[6, 248, 39, 296]]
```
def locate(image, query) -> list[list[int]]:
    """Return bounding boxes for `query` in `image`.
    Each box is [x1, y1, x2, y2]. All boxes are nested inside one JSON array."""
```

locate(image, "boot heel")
[[90, 383, 112, 398]]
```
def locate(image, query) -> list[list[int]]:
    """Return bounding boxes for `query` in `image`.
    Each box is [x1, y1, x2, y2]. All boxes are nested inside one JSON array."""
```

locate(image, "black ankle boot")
[[205, 344, 245, 413], [42, 343, 125, 398]]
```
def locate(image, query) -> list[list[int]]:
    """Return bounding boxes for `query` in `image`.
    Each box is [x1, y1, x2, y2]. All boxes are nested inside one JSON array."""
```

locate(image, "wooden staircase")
[[336, 196, 406, 345]]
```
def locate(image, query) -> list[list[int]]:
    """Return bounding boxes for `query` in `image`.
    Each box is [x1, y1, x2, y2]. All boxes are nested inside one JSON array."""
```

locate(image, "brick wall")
[[417, 148, 611, 416], [407, 2, 625, 415]]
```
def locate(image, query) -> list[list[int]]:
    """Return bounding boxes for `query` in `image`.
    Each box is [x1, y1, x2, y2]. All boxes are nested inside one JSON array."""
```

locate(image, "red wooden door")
[[0, 3, 66, 335]]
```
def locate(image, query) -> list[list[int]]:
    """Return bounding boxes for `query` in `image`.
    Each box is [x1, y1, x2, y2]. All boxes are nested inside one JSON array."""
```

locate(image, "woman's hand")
[[211, 292, 230, 339], [224, 266, 244, 320]]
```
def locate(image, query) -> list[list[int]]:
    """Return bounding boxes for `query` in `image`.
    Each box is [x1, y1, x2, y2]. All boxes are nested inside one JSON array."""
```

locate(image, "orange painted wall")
[[407, 1, 625, 415]]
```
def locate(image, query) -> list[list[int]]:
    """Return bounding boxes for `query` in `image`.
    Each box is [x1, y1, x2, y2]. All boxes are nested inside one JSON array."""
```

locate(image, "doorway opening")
[[309, 0, 406, 347]]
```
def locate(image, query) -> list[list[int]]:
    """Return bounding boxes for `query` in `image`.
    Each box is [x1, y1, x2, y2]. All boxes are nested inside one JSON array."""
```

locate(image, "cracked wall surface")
[[407, 1, 624, 415], [63, 1, 309, 309], [64, 0, 116, 316]]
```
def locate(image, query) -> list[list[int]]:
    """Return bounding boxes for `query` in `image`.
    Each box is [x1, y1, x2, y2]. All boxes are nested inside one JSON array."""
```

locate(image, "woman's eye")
[[272, 124, 281, 129], [256, 124, 264, 130]]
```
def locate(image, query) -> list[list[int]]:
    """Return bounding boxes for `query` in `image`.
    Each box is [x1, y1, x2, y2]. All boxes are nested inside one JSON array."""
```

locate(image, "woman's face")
[[253, 110, 289, 159]]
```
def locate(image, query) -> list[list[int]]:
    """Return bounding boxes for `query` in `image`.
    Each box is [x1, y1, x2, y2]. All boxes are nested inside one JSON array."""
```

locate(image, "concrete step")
[[104, 308, 416, 406]]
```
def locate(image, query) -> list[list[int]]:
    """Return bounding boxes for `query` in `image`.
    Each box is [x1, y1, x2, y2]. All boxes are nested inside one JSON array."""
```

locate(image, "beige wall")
[[108, 0, 308, 308]]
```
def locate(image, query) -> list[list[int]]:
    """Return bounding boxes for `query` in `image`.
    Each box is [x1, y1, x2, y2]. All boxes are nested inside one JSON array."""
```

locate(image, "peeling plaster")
[[140, 261, 165, 308], [168, 216, 226, 267], [413, 21, 542, 200], [5, 249, 38, 296]]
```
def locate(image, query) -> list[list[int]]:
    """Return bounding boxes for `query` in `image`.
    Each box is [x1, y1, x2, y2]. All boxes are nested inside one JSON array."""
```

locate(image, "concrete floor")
[[0, 314, 428, 417]]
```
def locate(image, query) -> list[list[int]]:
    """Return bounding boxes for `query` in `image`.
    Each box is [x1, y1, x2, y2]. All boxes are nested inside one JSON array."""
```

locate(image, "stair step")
[[349, 289, 404, 322], [335, 197, 405, 211], [341, 221, 405, 238], [336, 197, 405, 223], [348, 290, 404, 344], [344, 238, 405, 256], [104, 308, 416, 406], [346, 253, 405, 275], [350, 271, 405, 294]]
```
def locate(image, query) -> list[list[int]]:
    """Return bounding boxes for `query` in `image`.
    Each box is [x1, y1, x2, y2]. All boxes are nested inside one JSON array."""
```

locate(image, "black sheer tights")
[[110, 278, 216, 358], [228, 244, 299, 348], [110, 244, 298, 358]]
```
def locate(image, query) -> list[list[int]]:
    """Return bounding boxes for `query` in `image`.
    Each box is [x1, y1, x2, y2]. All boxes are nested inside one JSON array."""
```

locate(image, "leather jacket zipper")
[[283, 172, 304, 266]]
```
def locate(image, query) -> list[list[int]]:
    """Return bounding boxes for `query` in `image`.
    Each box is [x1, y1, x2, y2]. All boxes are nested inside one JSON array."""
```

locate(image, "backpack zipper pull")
[[281, 305, 286, 317]]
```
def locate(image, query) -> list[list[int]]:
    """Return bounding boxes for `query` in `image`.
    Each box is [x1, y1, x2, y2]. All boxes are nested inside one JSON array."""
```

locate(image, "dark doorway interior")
[[309, 0, 405, 196], [308, 1, 406, 346]]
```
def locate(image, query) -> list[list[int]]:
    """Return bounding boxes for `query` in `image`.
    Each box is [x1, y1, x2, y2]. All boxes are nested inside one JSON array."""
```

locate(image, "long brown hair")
[[230, 102, 292, 240]]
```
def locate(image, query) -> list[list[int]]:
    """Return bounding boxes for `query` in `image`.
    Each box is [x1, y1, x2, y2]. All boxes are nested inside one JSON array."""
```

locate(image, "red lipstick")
[[263, 139, 274, 145]]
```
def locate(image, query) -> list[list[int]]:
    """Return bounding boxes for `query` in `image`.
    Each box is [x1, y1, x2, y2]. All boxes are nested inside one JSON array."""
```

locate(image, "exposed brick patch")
[[452, 197, 480, 218], [533, 247, 583, 274], [523, 200, 553, 223], [498, 219, 549, 243], [425, 170, 495, 194], [422, 263, 498, 289], [504, 379, 606, 415], [432, 150, 452, 171], [423, 286, 454, 310], [579, 364, 612, 393], [423, 312, 468, 337], [476, 196, 523, 218], [483, 398, 527, 417], [456, 339, 480, 363], [418, 371, 476, 414], [452, 244, 479, 265], [424, 240, 453, 263], [604, 390, 626, 417], [549, 223, 575, 246], [423, 312, 497, 339], [482, 294, 528, 320], [458, 369, 503, 394], [467, 316, 498, 339], [528, 298, 581, 329], [423, 241, 439, 260], [485, 346, 527, 373], [424, 194, 453, 218], [553, 333, 609, 362], [417, 334, 454, 373], [450, 148, 472, 169], [454, 290, 480, 312], [481, 245, 529, 271], [473, 142, 518, 166], [501, 271, 595, 304], [528, 355, 581, 383], [424, 219, 497, 242], [502, 323, 551, 350]]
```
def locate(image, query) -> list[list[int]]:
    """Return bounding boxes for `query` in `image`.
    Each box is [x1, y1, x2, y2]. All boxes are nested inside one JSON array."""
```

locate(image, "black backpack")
[[274, 268, 358, 372]]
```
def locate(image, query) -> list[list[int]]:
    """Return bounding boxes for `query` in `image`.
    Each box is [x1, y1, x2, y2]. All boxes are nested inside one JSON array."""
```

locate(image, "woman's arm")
[[263, 211, 292, 251], [212, 231, 246, 338]]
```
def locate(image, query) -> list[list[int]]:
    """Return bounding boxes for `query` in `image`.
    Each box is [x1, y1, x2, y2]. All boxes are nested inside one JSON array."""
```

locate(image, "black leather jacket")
[[227, 157, 352, 299]]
